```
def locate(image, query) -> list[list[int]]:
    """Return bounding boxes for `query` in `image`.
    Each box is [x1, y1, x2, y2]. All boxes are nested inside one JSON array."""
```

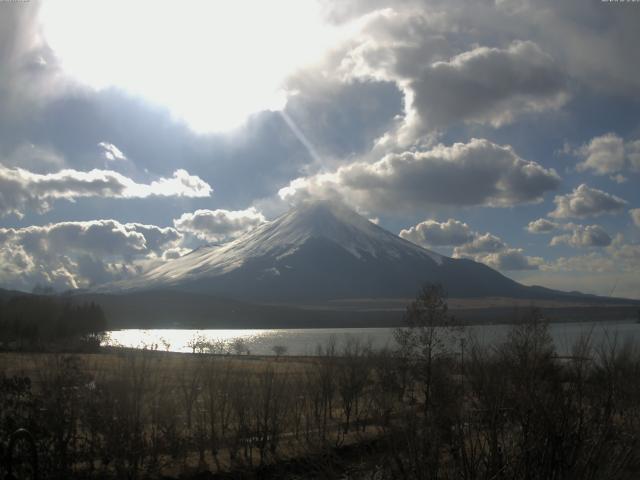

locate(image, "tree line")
[[0, 294, 107, 351]]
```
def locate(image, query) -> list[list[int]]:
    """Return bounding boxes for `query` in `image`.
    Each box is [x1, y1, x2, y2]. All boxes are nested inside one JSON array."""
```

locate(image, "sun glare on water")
[[40, 0, 346, 133]]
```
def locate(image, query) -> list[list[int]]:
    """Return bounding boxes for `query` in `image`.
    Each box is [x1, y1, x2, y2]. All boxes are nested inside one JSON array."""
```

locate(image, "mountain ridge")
[[101, 200, 629, 304]]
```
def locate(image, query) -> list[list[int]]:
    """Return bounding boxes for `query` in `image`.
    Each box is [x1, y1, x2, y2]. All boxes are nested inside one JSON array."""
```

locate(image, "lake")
[[104, 319, 640, 356]]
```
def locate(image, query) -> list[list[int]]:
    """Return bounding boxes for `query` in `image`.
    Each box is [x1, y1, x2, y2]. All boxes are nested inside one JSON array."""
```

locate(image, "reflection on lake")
[[104, 320, 640, 356]]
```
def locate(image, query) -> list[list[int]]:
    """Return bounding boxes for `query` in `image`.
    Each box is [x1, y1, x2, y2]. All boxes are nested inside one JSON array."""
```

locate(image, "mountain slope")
[[106, 201, 595, 302]]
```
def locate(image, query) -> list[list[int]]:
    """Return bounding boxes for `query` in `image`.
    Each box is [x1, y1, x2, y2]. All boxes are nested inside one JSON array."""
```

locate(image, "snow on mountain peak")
[[106, 200, 444, 291]]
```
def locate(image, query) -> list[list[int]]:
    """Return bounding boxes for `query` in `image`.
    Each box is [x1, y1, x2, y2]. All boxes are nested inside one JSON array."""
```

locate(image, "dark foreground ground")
[[4, 306, 640, 480]]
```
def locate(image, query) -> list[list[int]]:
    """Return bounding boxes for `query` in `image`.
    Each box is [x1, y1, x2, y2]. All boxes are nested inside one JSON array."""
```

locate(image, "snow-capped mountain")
[[106, 200, 563, 302]]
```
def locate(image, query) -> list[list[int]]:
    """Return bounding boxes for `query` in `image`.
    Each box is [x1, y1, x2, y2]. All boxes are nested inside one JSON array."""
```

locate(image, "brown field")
[[0, 349, 313, 380], [3, 300, 640, 479]]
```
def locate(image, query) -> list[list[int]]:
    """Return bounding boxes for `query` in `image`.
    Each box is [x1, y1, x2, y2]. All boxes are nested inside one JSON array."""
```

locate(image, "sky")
[[1, 0, 639, 298]]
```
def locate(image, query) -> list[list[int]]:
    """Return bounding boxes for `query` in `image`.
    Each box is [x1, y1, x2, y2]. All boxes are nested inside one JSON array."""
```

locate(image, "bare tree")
[[272, 345, 287, 358]]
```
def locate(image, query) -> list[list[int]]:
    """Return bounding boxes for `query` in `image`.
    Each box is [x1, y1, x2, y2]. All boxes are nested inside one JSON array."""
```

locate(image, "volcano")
[[106, 200, 588, 303]]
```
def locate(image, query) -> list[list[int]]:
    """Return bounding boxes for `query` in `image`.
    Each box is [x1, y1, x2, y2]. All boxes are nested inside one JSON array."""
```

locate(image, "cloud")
[[452, 232, 542, 271], [629, 141, 640, 171], [541, 252, 616, 274], [398, 217, 543, 271], [330, 7, 568, 144], [98, 141, 127, 161], [279, 138, 560, 212], [631, 209, 640, 227], [0, 144, 65, 172], [399, 218, 473, 247], [162, 247, 190, 261], [517, 0, 640, 97], [0, 164, 212, 217], [173, 207, 266, 243], [610, 239, 640, 267], [0, 1, 65, 123], [308, 0, 640, 156], [549, 184, 627, 219], [526, 218, 559, 234], [610, 174, 627, 184], [453, 233, 507, 255], [513, 230, 640, 297], [283, 76, 403, 159], [550, 224, 612, 248], [472, 248, 543, 272], [409, 41, 568, 131], [0, 220, 183, 291], [542, 233, 640, 272], [575, 133, 640, 175], [330, 0, 640, 97]]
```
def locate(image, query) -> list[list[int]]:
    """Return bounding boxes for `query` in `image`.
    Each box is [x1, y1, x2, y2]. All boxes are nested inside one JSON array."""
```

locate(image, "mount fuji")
[[105, 201, 583, 303]]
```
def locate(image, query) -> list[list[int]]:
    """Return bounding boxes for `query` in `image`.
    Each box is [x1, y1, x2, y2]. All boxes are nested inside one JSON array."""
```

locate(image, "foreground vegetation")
[[2, 285, 640, 479]]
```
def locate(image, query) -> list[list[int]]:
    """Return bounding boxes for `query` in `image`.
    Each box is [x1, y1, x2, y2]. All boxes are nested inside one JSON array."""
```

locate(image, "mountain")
[[105, 200, 603, 304]]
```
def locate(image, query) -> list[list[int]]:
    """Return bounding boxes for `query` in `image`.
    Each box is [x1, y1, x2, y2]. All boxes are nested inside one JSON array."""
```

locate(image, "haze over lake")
[[105, 320, 640, 356]]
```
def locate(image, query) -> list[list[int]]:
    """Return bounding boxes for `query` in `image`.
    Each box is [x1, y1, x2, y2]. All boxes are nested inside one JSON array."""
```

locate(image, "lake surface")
[[105, 320, 640, 356]]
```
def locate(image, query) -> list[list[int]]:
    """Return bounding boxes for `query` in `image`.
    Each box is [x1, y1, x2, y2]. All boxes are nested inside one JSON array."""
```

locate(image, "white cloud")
[[279, 138, 560, 212], [576, 133, 625, 175], [454, 233, 507, 255], [628, 140, 640, 171], [162, 247, 190, 261], [542, 234, 640, 274], [399, 217, 543, 271], [472, 248, 544, 272], [0, 164, 212, 217], [550, 224, 612, 248], [173, 207, 266, 243], [631, 208, 640, 227], [526, 218, 558, 234], [452, 232, 541, 271], [541, 252, 616, 274], [0, 220, 183, 291], [400, 218, 473, 247], [575, 133, 640, 175], [98, 141, 127, 161], [610, 174, 627, 184], [549, 184, 627, 219]]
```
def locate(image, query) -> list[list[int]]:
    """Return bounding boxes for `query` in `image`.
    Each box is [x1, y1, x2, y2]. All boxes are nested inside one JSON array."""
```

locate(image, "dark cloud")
[[326, 6, 569, 144], [280, 138, 561, 212], [549, 184, 627, 219], [410, 41, 567, 130], [520, 0, 640, 96], [284, 76, 403, 159], [322, 0, 640, 96]]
